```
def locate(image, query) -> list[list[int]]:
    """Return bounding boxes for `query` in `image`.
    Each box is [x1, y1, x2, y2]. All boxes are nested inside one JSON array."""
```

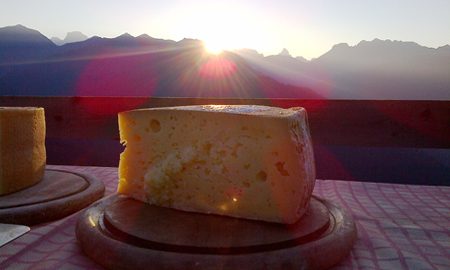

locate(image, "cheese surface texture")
[[0, 107, 46, 195], [118, 105, 315, 224]]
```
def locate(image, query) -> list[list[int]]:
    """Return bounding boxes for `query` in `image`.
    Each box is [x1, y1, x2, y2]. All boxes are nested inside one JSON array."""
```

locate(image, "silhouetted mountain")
[[0, 25, 318, 98], [0, 25, 56, 64], [51, 37, 64, 45], [279, 48, 291, 57], [236, 49, 314, 93], [316, 39, 436, 70], [46, 33, 177, 62], [136, 34, 176, 47], [0, 24, 54, 48], [0, 25, 449, 100], [276, 48, 307, 62], [51, 31, 88, 45], [311, 39, 450, 99], [64, 31, 88, 44], [238, 39, 450, 100], [437, 44, 450, 54]]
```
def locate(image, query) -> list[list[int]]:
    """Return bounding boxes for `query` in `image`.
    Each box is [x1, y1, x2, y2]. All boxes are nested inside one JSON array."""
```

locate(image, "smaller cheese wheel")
[[0, 107, 46, 195]]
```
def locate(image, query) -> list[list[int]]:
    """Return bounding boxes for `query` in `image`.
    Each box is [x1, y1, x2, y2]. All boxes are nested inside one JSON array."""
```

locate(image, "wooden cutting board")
[[0, 169, 105, 226], [77, 195, 357, 269]]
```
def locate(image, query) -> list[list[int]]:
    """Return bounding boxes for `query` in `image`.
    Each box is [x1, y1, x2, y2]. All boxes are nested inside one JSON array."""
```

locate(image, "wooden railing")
[[1, 96, 449, 184]]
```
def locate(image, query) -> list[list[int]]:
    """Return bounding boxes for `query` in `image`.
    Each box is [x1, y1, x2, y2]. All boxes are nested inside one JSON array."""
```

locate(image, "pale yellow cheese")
[[0, 107, 46, 195], [118, 105, 315, 224]]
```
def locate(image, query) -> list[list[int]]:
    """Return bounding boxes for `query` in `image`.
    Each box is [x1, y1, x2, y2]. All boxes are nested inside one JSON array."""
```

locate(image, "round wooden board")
[[0, 169, 105, 226], [76, 195, 357, 270], [103, 196, 330, 253]]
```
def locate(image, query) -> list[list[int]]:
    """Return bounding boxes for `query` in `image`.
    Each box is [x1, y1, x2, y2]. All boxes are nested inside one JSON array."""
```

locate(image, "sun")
[[202, 34, 243, 55], [203, 36, 233, 55], [174, 2, 273, 56], [204, 41, 224, 55]]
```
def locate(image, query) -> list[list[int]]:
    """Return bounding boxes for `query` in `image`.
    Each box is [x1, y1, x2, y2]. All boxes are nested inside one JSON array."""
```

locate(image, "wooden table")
[[1, 165, 449, 269]]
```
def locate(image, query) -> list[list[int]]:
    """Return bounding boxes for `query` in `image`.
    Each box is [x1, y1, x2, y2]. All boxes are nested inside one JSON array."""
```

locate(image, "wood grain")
[[103, 196, 330, 252], [76, 195, 357, 270], [0, 169, 105, 226]]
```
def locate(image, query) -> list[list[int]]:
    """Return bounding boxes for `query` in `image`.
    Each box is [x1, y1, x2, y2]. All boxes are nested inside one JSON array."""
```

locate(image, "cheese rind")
[[118, 105, 315, 224], [0, 107, 46, 195]]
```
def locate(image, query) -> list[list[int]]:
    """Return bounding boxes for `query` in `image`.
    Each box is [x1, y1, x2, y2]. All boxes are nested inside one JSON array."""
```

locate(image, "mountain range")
[[1, 24, 449, 100], [51, 31, 88, 45]]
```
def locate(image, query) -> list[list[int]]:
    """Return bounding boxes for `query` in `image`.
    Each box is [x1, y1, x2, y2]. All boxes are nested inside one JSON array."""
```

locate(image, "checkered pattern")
[[1, 165, 449, 269]]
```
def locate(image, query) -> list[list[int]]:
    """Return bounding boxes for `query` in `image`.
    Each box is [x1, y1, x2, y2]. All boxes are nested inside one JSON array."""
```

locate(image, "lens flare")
[[198, 56, 237, 78], [204, 41, 224, 55]]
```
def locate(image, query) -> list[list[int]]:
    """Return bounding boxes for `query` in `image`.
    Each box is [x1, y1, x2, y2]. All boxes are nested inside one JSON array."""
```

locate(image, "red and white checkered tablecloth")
[[1, 165, 449, 269]]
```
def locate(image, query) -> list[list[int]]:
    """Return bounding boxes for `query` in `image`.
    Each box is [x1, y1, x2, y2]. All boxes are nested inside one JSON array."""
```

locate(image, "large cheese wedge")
[[0, 107, 46, 195], [118, 105, 315, 224]]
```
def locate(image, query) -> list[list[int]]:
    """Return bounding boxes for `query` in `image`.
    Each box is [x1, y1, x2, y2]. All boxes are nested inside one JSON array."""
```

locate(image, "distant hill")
[[0, 25, 318, 98], [237, 39, 450, 100], [0, 24, 54, 47], [0, 25, 56, 64], [312, 39, 450, 99], [0, 25, 449, 100], [51, 31, 88, 45]]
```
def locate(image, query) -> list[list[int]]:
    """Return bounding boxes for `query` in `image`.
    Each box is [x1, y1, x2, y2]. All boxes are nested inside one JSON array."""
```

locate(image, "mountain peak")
[[279, 48, 291, 57], [332, 43, 350, 49], [52, 31, 88, 45], [50, 36, 63, 45], [64, 31, 88, 43], [237, 48, 263, 57], [116, 33, 134, 39], [137, 33, 151, 39], [8, 24, 32, 31], [0, 24, 54, 47], [178, 38, 202, 47], [356, 38, 422, 49], [1, 24, 40, 35], [11, 24, 28, 30]]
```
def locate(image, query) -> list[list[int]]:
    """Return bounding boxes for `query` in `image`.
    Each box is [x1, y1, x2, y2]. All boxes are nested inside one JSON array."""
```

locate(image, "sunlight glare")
[[171, 3, 277, 56], [204, 41, 224, 55], [202, 32, 236, 55]]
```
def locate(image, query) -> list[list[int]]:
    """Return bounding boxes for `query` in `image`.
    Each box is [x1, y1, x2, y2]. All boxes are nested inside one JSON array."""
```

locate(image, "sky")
[[1, 0, 450, 59]]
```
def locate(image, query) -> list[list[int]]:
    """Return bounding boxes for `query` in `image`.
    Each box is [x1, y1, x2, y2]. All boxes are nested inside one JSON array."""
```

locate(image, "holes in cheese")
[[150, 119, 161, 132], [256, 171, 267, 182], [118, 105, 315, 224], [275, 161, 290, 176]]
